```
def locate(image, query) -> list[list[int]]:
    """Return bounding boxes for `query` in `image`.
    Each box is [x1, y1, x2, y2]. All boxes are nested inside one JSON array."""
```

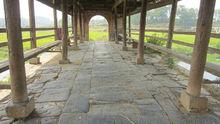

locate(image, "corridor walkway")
[[1, 42, 220, 124]]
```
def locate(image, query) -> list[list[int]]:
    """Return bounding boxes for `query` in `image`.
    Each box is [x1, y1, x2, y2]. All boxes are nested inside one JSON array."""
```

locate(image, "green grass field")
[[0, 30, 220, 64], [89, 31, 108, 41], [0, 31, 55, 61], [131, 31, 220, 64]]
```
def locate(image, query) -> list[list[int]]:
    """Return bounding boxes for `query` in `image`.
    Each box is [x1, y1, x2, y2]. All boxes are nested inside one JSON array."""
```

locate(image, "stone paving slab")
[[63, 95, 89, 113], [1, 42, 220, 124], [37, 88, 70, 102]]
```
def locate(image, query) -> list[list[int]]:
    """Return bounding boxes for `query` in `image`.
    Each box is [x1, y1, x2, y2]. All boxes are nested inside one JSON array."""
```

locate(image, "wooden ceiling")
[[36, 0, 177, 14]]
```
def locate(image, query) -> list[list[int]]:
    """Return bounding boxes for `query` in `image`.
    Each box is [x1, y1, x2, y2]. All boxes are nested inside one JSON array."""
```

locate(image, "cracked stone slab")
[[43, 80, 73, 89], [37, 88, 70, 102], [35, 102, 64, 117], [63, 95, 89, 113], [90, 86, 136, 103]]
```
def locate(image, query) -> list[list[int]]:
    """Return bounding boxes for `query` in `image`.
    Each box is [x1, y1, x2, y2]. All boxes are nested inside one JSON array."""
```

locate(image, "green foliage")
[[176, 5, 198, 28], [146, 33, 165, 46], [166, 58, 175, 69], [89, 31, 108, 41], [0, 31, 55, 61]]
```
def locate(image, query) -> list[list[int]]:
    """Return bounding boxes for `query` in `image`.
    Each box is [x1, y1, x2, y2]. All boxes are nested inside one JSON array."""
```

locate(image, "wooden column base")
[[122, 46, 128, 51], [53, 45, 61, 51], [69, 46, 80, 51], [29, 57, 41, 65], [5, 96, 35, 119], [136, 57, 145, 65], [59, 59, 71, 64], [180, 91, 208, 112]]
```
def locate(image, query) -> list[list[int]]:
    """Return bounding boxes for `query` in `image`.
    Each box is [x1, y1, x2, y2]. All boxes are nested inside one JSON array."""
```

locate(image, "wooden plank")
[[0, 28, 6, 33], [39, 28, 55, 30], [29, 0, 37, 49], [0, 40, 62, 73], [131, 33, 220, 54], [0, 42, 8, 47], [167, 0, 177, 49], [144, 42, 220, 77], [131, 29, 220, 38], [131, 0, 180, 15], [35, 34, 55, 40], [137, 0, 147, 64], [122, 0, 127, 48]]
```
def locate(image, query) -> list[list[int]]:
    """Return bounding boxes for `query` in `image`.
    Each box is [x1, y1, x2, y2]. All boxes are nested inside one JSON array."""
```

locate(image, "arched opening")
[[89, 15, 109, 41]]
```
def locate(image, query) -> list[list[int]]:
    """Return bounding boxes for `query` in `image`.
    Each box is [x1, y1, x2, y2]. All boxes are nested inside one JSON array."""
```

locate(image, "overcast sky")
[[0, 0, 220, 21]]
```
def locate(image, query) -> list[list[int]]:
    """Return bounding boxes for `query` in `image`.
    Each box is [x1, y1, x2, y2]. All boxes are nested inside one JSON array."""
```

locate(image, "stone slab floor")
[[1, 42, 220, 124]]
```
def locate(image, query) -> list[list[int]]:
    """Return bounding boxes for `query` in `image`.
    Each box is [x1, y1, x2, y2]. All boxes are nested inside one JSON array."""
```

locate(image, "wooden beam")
[[187, 0, 216, 97], [128, 11, 131, 38], [73, 4, 78, 47], [4, 0, 35, 119], [114, 8, 119, 44], [0, 41, 61, 73], [4, 0, 27, 104], [28, 0, 37, 49], [53, 6, 59, 40], [59, 0, 70, 64], [79, 9, 83, 43], [131, 0, 181, 15], [122, 0, 128, 51], [136, 0, 147, 64], [166, 0, 177, 49], [113, 0, 124, 9]]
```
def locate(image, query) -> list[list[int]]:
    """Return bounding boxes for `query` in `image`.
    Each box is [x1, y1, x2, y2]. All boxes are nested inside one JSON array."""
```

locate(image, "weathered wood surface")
[[143, 42, 220, 77], [0, 28, 55, 33], [131, 33, 220, 54], [122, 0, 127, 48], [166, 0, 177, 49], [131, 29, 220, 38], [136, 0, 147, 64], [4, 0, 28, 103], [187, 0, 216, 96], [0, 40, 62, 73], [29, 0, 37, 49], [0, 35, 55, 48], [53, 6, 59, 40], [61, 0, 68, 61]]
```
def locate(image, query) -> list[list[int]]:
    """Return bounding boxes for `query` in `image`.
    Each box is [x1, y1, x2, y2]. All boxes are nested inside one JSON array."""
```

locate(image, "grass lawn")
[[89, 31, 108, 41], [131, 31, 220, 64], [0, 30, 220, 64], [0, 30, 55, 61]]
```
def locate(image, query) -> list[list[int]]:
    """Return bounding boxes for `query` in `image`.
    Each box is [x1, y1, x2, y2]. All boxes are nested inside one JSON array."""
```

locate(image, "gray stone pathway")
[[1, 42, 220, 124]]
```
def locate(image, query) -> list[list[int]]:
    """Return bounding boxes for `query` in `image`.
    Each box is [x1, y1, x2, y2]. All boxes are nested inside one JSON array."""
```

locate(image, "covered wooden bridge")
[[1, 0, 220, 123]]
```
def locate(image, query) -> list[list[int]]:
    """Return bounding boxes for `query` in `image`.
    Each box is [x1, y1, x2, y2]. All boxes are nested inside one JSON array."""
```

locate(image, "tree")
[[175, 5, 198, 28]]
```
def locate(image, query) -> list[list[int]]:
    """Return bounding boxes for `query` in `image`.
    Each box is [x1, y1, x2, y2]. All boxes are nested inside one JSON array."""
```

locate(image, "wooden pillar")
[[114, 8, 119, 44], [53, 7, 59, 40], [72, 4, 79, 50], [4, 0, 34, 119], [59, 0, 70, 64], [28, 0, 40, 64], [29, 0, 36, 49], [136, 0, 147, 64], [128, 12, 131, 38], [180, 0, 216, 112], [166, 0, 177, 49], [81, 12, 85, 41], [79, 9, 83, 43], [71, 10, 74, 35], [122, 0, 128, 51]]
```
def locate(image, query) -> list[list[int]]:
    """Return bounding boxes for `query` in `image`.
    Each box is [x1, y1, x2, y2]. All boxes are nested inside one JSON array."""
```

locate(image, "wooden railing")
[[128, 29, 220, 77], [0, 27, 64, 73], [0, 28, 56, 47], [131, 29, 220, 38]]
